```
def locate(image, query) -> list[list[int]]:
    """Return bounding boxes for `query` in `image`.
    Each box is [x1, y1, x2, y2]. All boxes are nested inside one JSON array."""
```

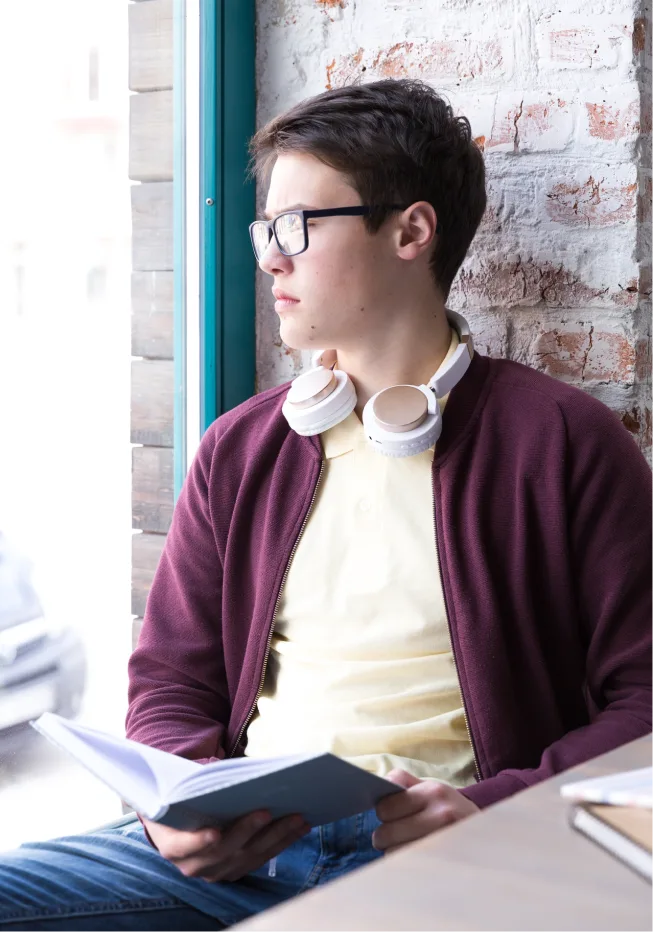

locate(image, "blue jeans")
[[0, 811, 383, 930]]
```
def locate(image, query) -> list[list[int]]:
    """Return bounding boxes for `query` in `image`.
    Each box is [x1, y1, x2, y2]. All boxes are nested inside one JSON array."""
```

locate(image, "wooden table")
[[234, 736, 652, 931]]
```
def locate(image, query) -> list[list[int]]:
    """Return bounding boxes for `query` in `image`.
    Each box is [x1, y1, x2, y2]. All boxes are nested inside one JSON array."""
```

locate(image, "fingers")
[[376, 774, 446, 823], [372, 804, 455, 851], [216, 817, 311, 883], [174, 812, 311, 884], [143, 819, 223, 861], [385, 769, 423, 789], [243, 814, 307, 858], [220, 809, 274, 853], [172, 810, 271, 877], [376, 786, 425, 822]]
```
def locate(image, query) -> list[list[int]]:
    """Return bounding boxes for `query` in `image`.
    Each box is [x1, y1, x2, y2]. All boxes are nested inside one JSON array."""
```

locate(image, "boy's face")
[[259, 151, 400, 353]]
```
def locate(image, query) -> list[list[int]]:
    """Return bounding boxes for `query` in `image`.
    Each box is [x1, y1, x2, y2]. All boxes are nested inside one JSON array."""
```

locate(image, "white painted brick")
[[542, 161, 638, 229], [448, 92, 496, 147], [487, 92, 575, 154], [321, 34, 514, 91], [533, 12, 635, 76], [576, 84, 641, 155], [479, 173, 541, 234], [255, 0, 648, 452]]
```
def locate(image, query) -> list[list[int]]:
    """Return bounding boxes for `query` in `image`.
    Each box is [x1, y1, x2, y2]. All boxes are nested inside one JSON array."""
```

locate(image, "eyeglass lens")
[[251, 212, 306, 260], [251, 222, 272, 260], [274, 212, 305, 256]]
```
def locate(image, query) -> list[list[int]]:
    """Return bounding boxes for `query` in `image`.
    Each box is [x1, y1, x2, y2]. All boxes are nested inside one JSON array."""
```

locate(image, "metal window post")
[[174, 0, 256, 497]]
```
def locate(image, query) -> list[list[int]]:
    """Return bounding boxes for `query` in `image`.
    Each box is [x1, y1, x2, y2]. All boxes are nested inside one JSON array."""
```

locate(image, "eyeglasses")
[[249, 206, 442, 262]]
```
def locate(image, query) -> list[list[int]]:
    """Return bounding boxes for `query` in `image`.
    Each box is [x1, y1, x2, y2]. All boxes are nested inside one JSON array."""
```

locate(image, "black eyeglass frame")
[[249, 205, 442, 261]]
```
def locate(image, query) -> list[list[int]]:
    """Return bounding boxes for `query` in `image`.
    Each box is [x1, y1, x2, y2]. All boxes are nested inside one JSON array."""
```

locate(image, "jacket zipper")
[[432, 479, 482, 783], [228, 460, 326, 758]]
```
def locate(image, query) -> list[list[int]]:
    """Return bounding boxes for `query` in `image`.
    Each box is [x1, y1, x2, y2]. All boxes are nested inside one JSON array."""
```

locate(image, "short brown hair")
[[250, 79, 486, 300]]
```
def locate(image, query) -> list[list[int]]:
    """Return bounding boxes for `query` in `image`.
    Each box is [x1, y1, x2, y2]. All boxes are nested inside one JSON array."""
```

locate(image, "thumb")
[[385, 768, 423, 789]]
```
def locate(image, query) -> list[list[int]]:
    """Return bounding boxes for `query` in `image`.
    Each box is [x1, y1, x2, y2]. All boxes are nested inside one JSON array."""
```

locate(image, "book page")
[[172, 753, 322, 800], [32, 713, 200, 815], [561, 766, 653, 808]]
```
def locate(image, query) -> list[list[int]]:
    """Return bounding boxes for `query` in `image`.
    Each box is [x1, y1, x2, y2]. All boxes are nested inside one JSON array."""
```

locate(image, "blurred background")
[[0, 0, 131, 849]]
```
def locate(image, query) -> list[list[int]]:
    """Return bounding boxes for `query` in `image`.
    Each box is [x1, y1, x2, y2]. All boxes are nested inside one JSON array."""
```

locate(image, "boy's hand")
[[142, 810, 311, 882], [373, 769, 479, 853]]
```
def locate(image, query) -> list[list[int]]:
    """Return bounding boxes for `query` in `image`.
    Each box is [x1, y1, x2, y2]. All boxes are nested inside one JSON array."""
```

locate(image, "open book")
[[560, 767, 652, 809], [32, 713, 402, 831]]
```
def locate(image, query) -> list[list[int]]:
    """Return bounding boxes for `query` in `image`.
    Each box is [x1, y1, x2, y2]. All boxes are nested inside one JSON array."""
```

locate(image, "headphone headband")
[[284, 309, 473, 456], [428, 310, 474, 398]]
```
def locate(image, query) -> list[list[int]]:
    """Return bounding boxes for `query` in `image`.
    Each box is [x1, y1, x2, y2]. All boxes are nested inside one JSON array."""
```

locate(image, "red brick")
[[451, 258, 615, 310], [325, 38, 507, 89], [611, 278, 640, 310], [486, 101, 522, 150], [545, 176, 637, 227], [374, 38, 505, 82], [325, 48, 364, 89], [643, 97, 652, 136], [641, 411, 651, 456], [549, 29, 597, 65], [632, 16, 647, 54], [638, 175, 652, 226], [487, 97, 572, 152], [641, 264, 652, 292], [635, 335, 651, 383], [585, 100, 639, 141], [621, 405, 652, 454], [523, 100, 567, 133], [622, 409, 640, 432], [531, 327, 636, 383], [545, 24, 629, 68]]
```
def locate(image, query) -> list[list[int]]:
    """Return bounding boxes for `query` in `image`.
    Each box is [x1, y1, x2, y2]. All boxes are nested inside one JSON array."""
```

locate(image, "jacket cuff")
[[459, 772, 529, 809]]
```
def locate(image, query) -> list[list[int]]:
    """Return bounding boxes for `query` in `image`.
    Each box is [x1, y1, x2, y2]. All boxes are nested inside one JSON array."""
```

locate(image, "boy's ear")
[[394, 202, 438, 262]]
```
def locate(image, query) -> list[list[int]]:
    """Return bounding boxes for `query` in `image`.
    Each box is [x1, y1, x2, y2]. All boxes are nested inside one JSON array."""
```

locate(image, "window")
[[89, 46, 100, 102], [0, 0, 131, 850], [0, 0, 256, 853], [86, 265, 108, 303]]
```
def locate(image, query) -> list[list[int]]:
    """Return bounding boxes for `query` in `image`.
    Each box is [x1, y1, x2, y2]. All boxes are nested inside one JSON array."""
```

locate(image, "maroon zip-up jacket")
[[126, 351, 652, 809]]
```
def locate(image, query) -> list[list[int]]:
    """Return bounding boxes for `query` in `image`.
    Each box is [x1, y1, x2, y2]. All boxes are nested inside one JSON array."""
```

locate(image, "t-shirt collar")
[[321, 326, 460, 460]]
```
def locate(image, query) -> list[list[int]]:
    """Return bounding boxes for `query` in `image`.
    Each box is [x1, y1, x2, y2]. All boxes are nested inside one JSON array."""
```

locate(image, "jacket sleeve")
[[125, 419, 230, 764], [461, 397, 652, 809]]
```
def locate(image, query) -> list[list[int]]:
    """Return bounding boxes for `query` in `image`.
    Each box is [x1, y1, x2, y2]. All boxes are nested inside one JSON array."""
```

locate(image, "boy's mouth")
[[273, 288, 301, 311]]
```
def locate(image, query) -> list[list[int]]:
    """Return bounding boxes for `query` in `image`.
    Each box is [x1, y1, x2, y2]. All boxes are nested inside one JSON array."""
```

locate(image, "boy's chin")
[[279, 322, 328, 352]]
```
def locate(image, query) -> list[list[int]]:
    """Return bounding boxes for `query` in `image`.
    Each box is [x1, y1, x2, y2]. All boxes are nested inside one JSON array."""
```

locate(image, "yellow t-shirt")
[[245, 328, 476, 787]]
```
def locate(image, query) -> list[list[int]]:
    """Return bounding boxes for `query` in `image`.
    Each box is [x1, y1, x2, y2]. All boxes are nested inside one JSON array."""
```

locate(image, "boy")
[[0, 79, 650, 931]]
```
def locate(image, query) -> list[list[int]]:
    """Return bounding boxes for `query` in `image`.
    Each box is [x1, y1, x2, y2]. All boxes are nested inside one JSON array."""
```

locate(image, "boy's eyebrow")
[[263, 203, 317, 220]]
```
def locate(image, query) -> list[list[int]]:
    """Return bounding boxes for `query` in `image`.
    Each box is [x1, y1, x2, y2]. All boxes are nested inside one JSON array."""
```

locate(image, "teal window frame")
[[173, 0, 256, 498]]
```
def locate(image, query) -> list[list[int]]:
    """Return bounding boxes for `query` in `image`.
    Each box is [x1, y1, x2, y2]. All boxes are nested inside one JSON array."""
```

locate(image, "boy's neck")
[[334, 296, 453, 420]]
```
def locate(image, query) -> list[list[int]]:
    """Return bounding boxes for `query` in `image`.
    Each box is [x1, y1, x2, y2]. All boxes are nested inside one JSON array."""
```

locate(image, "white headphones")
[[282, 309, 474, 457]]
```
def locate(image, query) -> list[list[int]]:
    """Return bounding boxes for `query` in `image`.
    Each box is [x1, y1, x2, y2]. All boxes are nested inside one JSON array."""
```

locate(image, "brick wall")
[[129, 0, 174, 646], [256, 0, 652, 459]]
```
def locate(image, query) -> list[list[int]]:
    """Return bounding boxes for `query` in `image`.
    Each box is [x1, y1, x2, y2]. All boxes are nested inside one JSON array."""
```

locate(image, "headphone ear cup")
[[283, 369, 357, 436], [363, 387, 443, 457]]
